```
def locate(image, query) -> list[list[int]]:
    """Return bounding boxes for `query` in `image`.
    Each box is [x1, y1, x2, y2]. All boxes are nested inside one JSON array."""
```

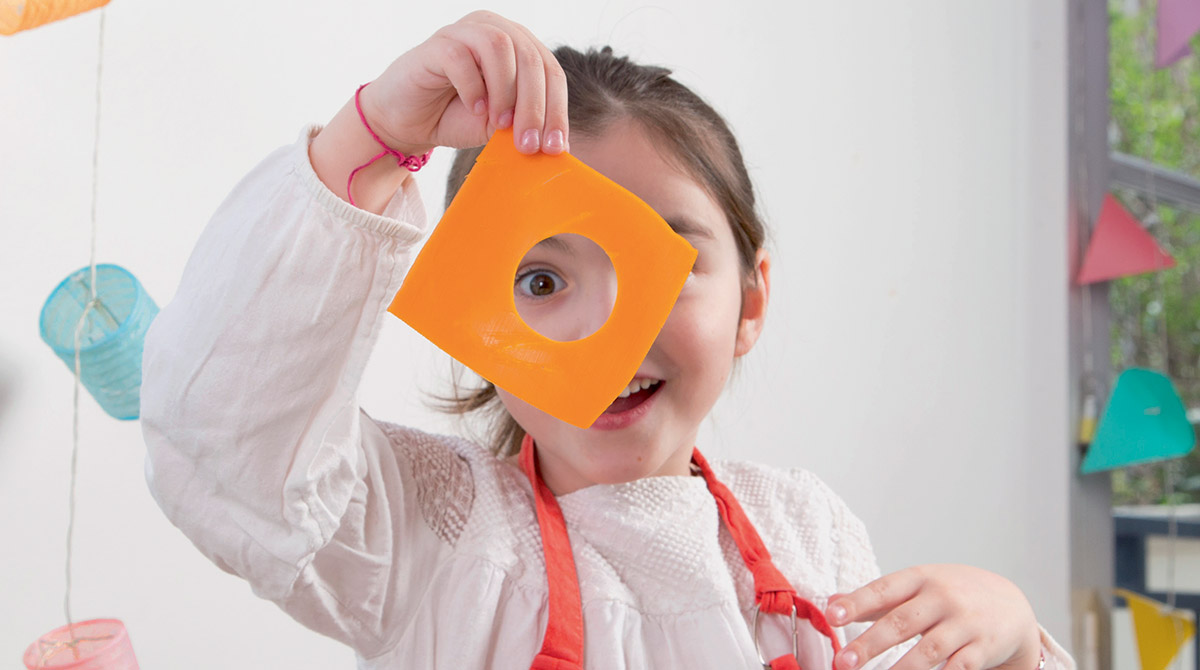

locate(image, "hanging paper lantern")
[[1115, 589, 1196, 670], [1080, 368, 1195, 473], [23, 619, 138, 669], [1157, 0, 1200, 68], [0, 0, 110, 36], [1076, 194, 1175, 285], [39, 264, 158, 420]]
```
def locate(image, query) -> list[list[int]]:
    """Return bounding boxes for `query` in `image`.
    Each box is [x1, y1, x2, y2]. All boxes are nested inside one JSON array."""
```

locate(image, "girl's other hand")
[[361, 10, 569, 157], [825, 564, 1042, 670]]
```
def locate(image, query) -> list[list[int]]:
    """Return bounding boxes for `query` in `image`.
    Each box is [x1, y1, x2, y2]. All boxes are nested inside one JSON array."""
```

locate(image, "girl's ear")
[[734, 249, 771, 357]]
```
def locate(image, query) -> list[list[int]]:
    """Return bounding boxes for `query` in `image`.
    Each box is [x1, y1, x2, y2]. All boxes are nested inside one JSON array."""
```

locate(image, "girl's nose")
[[568, 274, 617, 340]]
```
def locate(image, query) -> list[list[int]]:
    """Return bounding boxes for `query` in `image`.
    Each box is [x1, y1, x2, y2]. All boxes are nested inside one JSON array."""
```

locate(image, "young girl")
[[141, 11, 1075, 670]]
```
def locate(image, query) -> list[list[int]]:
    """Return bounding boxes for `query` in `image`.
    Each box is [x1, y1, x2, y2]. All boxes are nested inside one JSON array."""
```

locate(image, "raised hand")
[[310, 11, 569, 211], [359, 10, 569, 157]]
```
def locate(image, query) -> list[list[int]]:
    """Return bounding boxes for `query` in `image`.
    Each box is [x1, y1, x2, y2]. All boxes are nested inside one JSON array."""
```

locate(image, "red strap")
[[692, 449, 842, 656], [530, 657, 585, 670], [520, 436, 585, 670], [771, 655, 804, 670]]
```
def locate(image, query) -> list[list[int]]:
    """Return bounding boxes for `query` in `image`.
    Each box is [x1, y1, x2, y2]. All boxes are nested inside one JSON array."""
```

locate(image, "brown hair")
[[434, 45, 766, 458]]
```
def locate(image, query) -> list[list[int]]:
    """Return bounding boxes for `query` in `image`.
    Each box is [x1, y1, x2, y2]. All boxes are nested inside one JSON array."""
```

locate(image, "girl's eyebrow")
[[532, 236, 574, 253], [665, 217, 715, 241]]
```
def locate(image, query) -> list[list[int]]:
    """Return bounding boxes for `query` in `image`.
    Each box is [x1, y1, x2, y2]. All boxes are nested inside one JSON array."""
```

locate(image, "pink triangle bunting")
[[1076, 194, 1176, 285], [1157, 0, 1200, 68]]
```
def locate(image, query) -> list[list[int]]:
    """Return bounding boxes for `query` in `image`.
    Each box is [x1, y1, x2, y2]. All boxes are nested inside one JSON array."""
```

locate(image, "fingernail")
[[473, 98, 487, 116], [544, 129, 564, 153], [497, 109, 514, 129], [839, 650, 859, 670], [520, 128, 540, 153], [828, 604, 846, 624]]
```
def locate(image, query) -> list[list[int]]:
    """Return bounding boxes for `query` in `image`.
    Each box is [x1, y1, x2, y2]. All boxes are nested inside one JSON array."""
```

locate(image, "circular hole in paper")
[[514, 233, 617, 342]]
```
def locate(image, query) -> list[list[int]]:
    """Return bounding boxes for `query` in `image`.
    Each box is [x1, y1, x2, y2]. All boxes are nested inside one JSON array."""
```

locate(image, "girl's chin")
[[532, 437, 696, 494]]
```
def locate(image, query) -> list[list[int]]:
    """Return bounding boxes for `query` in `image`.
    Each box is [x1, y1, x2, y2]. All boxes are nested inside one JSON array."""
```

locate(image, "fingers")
[[455, 11, 567, 154], [363, 11, 568, 154], [541, 55, 569, 153], [881, 623, 975, 670], [509, 29, 548, 154], [944, 644, 987, 670], [432, 22, 517, 130], [834, 595, 946, 670], [828, 568, 926, 625], [513, 22, 569, 153], [432, 36, 489, 120]]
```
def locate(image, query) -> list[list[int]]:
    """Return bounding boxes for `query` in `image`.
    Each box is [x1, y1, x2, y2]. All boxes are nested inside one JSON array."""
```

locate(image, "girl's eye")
[[515, 269, 565, 298]]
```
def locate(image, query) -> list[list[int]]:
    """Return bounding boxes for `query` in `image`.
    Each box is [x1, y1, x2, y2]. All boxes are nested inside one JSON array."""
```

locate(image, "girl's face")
[[496, 117, 770, 495]]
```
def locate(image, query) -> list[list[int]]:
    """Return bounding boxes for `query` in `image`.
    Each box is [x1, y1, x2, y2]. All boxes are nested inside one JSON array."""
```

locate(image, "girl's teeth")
[[617, 379, 660, 399]]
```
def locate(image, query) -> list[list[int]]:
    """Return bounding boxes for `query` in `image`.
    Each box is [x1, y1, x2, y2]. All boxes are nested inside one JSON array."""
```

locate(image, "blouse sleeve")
[[140, 127, 462, 657], [1038, 627, 1077, 670]]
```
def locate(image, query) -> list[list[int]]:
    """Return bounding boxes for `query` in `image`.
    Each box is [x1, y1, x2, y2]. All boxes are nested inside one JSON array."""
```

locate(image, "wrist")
[[308, 101, 406, 212], [345, 83, 433, 208], [310, 84, 434, 212], [356, 83, 434, 158]]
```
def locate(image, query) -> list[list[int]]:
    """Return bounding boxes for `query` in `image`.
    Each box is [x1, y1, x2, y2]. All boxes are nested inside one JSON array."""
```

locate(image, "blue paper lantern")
[[39, 264, 158, 420]]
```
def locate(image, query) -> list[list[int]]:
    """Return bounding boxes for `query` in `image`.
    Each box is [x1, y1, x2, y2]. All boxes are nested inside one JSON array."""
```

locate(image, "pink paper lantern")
[[23, 619, 138, 670]]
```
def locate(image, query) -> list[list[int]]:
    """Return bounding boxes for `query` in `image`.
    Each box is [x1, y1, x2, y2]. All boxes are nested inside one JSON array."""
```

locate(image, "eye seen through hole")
[[514, 233, 616, 342]]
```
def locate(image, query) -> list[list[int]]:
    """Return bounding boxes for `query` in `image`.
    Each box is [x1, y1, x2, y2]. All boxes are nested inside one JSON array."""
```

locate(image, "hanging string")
[[88, 7, 104, 293], [1139, 48, 1182, 619], [1072, 4, 1102, 628], [1072, 0, 1103, 457], [1137, 22, 1185, 653], [1144, 114, 1180, 615], [64, 6, 107, 634]]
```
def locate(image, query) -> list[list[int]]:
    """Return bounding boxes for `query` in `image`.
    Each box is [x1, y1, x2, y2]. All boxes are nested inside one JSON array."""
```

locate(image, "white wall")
[[0, 0, 1071, 667]]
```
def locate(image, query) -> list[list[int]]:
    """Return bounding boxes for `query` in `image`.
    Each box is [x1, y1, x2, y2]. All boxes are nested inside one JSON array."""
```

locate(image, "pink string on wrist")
[[347, 82, 433, 208]]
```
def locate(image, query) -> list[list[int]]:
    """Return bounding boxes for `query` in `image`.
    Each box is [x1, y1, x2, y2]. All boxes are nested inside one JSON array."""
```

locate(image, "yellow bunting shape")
[[1116, 588, 1196, 670], [390, 129, 697, 428], [0, 0, 110, 36]]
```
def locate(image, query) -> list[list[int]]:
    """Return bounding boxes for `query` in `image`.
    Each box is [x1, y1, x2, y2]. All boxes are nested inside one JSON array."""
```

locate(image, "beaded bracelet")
[[346, 83, 433, 207]]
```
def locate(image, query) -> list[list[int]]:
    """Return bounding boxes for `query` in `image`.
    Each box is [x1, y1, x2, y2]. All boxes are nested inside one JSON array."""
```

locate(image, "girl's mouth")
[[602, 379, 663, 415], [589, 378, 663, 430]]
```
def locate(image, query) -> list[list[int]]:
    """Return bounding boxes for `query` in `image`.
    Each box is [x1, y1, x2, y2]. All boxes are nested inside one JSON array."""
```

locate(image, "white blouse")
[[140, 128, 1076, 670]]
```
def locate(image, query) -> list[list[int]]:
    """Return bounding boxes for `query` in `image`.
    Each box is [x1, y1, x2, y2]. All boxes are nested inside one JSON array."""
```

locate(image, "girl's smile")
[[496, 116, 771, 495]]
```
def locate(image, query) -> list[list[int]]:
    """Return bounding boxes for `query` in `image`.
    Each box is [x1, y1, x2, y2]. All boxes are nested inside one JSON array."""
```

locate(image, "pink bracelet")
[[346, 83, 433, 208]]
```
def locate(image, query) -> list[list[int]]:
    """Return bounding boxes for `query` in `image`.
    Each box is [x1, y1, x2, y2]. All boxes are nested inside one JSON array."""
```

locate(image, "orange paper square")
[[389, 129, 697, 428]]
